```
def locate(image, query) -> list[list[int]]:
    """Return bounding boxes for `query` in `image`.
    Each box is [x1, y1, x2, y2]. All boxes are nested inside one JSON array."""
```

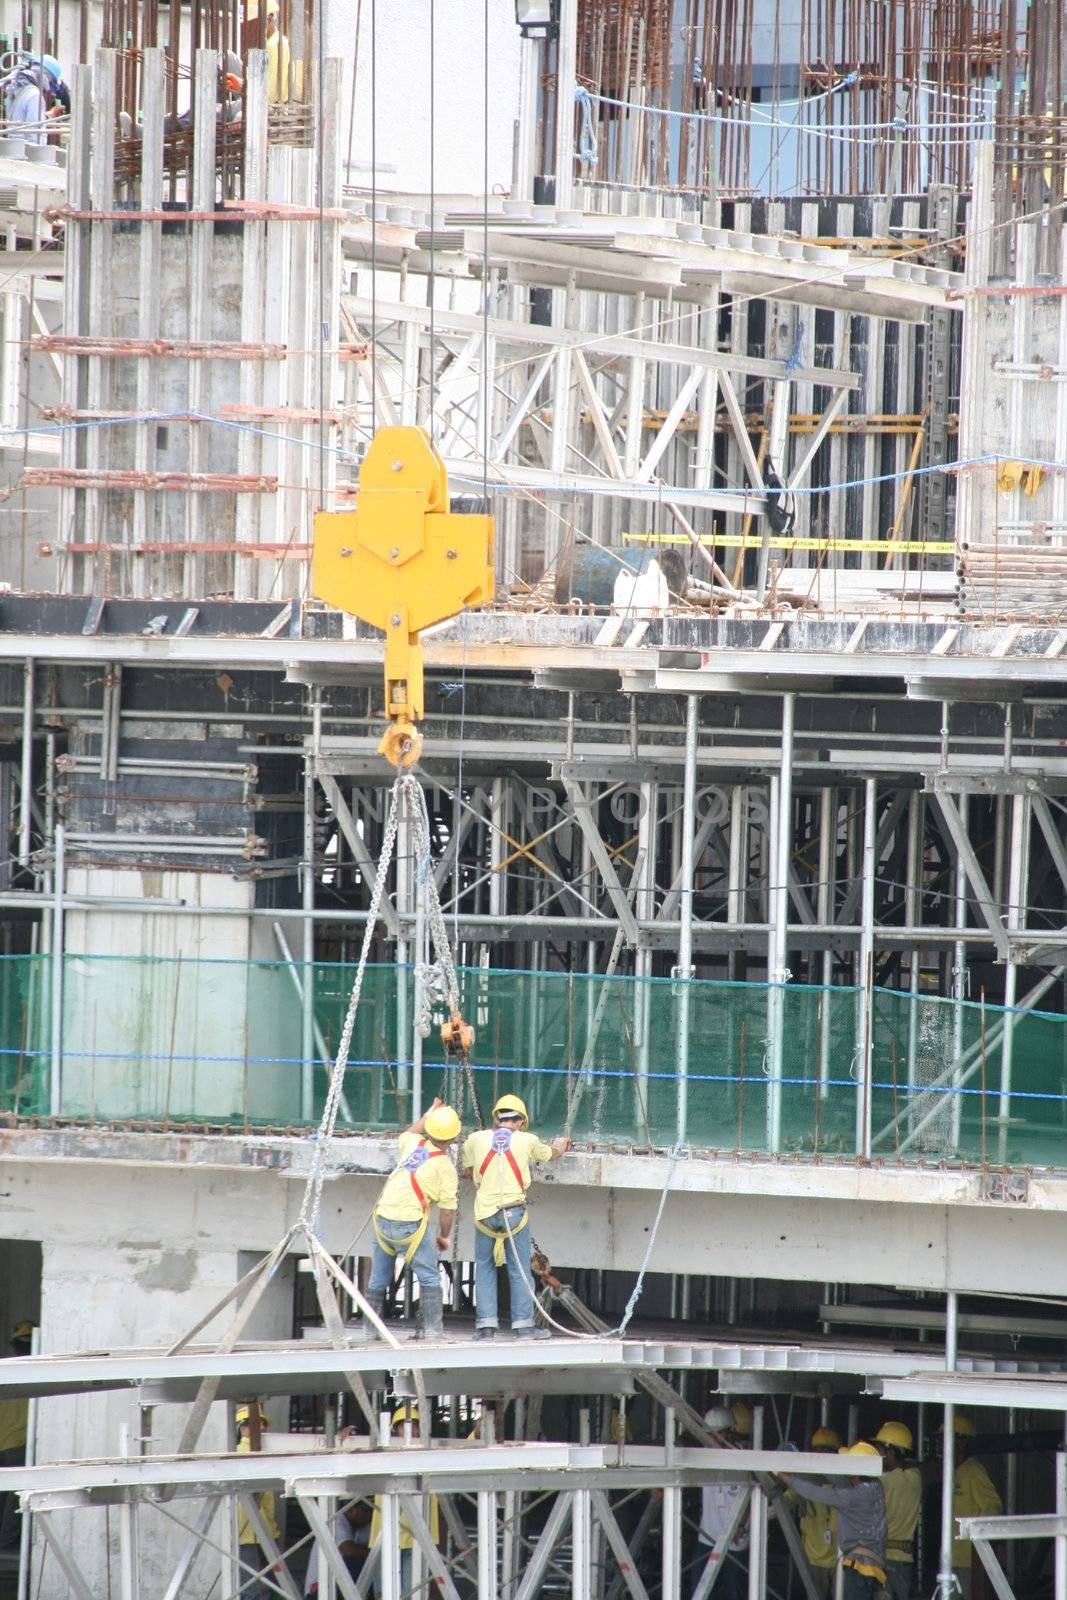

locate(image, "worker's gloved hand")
[[552, 1136, 572, 1156]]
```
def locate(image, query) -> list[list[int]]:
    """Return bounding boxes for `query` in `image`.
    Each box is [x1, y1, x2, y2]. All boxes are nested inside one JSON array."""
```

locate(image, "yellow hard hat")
[[391, 1403, 419, 1428], [10, 1321, 35, 1343], [875, 1421, 913, 1452], [235, 1403, 270, 1426], [839, 1441, 881, 1458], [492, 1094, 529, 1128], [424, 1104, 461, 1143], [730, 1402, 753, 1438], [936, 1415, 976, 1438], [811, 1426, 842, 1449]]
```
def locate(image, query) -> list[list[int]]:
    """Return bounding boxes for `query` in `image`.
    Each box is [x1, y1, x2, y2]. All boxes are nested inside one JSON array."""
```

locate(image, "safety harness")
[[373, 1140, 444, 1267], [474, 1127, 529, 1267]]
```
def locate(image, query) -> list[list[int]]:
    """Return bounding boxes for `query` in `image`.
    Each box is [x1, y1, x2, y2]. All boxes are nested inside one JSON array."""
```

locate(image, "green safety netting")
[[2, 954, 1066, 1167]]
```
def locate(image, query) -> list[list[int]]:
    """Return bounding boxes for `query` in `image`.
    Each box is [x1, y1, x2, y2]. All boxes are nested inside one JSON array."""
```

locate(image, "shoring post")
[[936, 1291, 959, 1600], [767, 693, 794, 1151], [573, 1408, 593, 1600], [15, 1325, 40, 1600], [18, 660, 33, 867], [554, 0, 578, 210], [952, 791, 969, 1155], [856, 777, 876, 1159], [49, 821, 65, 1117], [117, 1423, 141, 1600], [817, 786, 835, 1100], [748, 1405, 768, 1600], [661, 1409, 682, 1600], [998, 789, 1030, 1161], [378, 1486, 401, 1600], [674, 694, 699, 1143], [301, 756, 316, 1122], [479, 1406, 499, 1600], [1056, 1440, 1067, 1600]]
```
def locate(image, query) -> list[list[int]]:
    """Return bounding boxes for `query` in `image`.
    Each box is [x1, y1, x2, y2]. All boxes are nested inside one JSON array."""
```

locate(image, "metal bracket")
[[980, 1171, 1031, 1206]]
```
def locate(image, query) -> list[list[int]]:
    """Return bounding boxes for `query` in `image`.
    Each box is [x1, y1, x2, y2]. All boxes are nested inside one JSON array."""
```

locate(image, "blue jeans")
[[374, 1548, 412, 1596], [368, 1216, 440, 1293], [474, 1206, 534, 1329], [692, 1546, 748, 1600]]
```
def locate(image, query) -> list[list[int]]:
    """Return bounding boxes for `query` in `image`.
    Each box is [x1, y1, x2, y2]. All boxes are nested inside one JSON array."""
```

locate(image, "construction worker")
[[265, 0, 291, 104], [943, 1416, 1002, 1600], [790, 1426, 842, 1598], [304, 1498, 370, 1595], [365, 1098, 461, 1341], [780, 1442, 887, 1600], [461, 1093, 570, 1341], [0, 1321, 33, 1550], [874, 1421, 921, 1600], [692, 1404, 753, 1600], [235, 1403, 281, 1599], [369, 1404, 441, 1597]]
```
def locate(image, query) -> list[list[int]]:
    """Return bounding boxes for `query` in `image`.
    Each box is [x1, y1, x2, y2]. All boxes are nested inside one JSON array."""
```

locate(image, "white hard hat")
[[704, 1405, 734, 1431]]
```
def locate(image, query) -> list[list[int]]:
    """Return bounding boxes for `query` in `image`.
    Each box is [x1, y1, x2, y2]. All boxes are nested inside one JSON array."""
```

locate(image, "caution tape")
[[621, 532, 956, 556]]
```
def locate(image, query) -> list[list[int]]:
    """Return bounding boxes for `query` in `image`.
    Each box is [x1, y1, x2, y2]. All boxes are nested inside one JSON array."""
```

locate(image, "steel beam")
[[562, 780, 640, 944]]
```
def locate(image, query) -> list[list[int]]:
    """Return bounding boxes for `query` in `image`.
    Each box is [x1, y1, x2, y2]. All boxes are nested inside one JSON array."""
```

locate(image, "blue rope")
[[575, 86, 598, 167]]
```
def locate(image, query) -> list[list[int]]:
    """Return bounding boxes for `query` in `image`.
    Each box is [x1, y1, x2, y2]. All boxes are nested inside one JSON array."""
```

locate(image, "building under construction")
[[2, 0, 1067, 1595]]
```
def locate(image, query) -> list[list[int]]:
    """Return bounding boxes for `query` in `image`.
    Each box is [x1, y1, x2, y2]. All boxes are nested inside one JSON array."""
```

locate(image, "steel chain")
[[300, 774, 405, 1233]]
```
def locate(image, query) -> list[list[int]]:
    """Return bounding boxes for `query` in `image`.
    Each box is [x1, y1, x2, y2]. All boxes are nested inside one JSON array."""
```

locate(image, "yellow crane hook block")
[[312, 427, 494, 767]]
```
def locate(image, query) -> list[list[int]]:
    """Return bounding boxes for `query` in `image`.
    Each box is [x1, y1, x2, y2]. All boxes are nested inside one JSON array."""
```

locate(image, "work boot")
[[415, 1285, 446, 1341], [474, 1326, 496, 1342], [358, 1288, 386, 1338], [513, 1324, 551, 1340]]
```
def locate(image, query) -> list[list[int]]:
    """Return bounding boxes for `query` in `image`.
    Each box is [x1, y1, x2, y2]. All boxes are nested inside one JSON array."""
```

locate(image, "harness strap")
[[373, 1140, 445, 1267], [475, 1209, 529, 1268], [373, 1208, 430, 1268], [478, 1134, 526, 1194], [406, 1141, 444, 1210]]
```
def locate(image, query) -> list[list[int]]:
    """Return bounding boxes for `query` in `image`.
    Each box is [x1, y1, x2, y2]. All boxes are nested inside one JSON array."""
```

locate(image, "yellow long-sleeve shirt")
[[884, 1466, 921, 1563], [0, 1398, 28, 1454], [798, 1499, 838, 1570], [370, 1494, 439, 1553], [953, 1457, 1001, 1567], [236, 1437, 280, 1546], [266, 30, 290, 103]]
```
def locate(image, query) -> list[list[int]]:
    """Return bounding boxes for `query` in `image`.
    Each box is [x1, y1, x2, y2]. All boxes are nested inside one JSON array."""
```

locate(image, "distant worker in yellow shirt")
[[0, 1321, 33, 1550], [365, 1099, 460, 1340], [461, 1093, 569, 1341], [236, 1402, 281, 1600], [874, 1421, 921, 1600], [946, 1416, 1002, 1600], [265, 0, 290, 104]]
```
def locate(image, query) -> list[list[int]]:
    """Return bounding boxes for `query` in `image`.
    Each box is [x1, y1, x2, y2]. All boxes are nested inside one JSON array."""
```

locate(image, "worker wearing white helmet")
[[461, 1093, 570, 1341], [874, 1421, 921, 1600], [693, 1403, 753, 1600], [365, 1098, 461, 1341]]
